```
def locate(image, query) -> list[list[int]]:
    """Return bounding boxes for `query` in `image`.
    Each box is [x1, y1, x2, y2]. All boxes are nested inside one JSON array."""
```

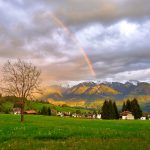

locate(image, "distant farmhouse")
[[24, 110, 37, 115], [13, 108, 37, 115], [120, 111, 135, 120], [140, 117, 146, 120], [97, 114, 101, 119], [13, 108, 21, 115], [57, 111, 102, 119]]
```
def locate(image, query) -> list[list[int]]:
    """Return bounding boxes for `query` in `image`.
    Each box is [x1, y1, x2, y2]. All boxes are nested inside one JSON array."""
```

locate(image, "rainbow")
[[49, 13, 96, 78]]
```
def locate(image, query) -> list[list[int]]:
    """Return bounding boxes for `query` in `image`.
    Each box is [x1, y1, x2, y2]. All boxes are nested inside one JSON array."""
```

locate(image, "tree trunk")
[[20, 101, 25, 123], [21, 111, 24, 123]]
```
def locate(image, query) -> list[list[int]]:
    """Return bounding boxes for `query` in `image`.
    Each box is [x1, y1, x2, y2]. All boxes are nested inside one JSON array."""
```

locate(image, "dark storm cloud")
[[53, 0, 150, 26]]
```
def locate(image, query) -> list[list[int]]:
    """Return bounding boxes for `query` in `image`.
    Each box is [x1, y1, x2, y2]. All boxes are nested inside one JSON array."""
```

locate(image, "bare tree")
[[1, 59, 41, 122]]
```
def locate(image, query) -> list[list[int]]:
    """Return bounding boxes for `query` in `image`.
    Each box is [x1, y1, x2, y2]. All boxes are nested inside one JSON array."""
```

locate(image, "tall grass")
[[0, 114, 150, 150]]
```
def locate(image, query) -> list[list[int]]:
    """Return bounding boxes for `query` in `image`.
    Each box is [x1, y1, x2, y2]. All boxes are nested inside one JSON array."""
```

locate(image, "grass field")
[[25, 101, 92, 113], [0, 115, 150, 150]]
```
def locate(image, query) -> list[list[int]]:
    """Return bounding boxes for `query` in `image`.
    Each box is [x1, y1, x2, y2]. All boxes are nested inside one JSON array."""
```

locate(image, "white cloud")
[[109, 68, 150, 83], [119, 20, 138, 37]]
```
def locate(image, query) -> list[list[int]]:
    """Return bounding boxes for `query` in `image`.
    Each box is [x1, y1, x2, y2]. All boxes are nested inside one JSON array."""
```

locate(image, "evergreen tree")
[[93, 110, 97, 115], [101, 100, 117, 119], [126, 99, 132, 111], [122, 102, 126, 112], [101, 100, 109, 119], [121, 99, 142, 119], [113, 102, 119, 119], [108, 100, 115, 119], [76, 110, 81, 114], [41, 106, 48, 115], [131, 98, 142, 119], [47, 107, 51, 116], [98, 109, 101, 114]]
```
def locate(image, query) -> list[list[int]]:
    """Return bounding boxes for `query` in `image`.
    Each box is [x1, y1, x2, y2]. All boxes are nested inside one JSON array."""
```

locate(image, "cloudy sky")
[[0, 0, 150, 84]]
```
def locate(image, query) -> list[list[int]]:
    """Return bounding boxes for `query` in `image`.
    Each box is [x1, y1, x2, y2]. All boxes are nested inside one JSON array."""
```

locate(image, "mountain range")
[[43, 81, 150, 100], [41, 81, 150, 111]]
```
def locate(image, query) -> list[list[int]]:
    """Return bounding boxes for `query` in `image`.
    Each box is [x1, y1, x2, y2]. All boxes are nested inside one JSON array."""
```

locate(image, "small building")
[[72, 113, 77, 118], [51, 109, 57, 116], [120, 111, 134, 120], [140, 117, 146, 120], [97, 114, 101, 119], [57, 112, 64, 117], [63, 112, 71, 117], [86, 114, 93, 119], [148, 114, 150, 120], [13, 108, 21, 115], [24, 110, 37, 115]]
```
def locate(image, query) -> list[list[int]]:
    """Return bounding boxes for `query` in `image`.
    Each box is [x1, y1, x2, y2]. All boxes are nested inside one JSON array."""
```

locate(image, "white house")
[[92, 114, 96, 119], [97, 114, 101, 119], [140, 117, 146, 120], [57, 112, 64, 117], [148, 114, 150, 120], [72, 113, 77, 118], [120, 111, 134, 120], [13, 108, 21, 115], [24, 110, 37, 115]]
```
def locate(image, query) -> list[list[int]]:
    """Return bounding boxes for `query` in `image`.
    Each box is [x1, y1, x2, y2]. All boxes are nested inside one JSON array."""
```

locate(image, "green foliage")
[[126, 99, 132, 111], [108, 100, 115, 119], [76, 110, 81, 114], [101, 100, 119, 119], [93, 110, 97, 115], [40, 106, 51, 116], [47, 107, 51, 116], [122, 102, 126, 112], [122, 99, 142, 119], [131, 98, 142, 119], [0, 102, 14, 113], [0, 96, 91, 114], [25, 100, 91, 114], [113, 102, 119, 119], [0, 96, 24, 114], [0, 96, 20, 104], [101, 100, 108, 119]]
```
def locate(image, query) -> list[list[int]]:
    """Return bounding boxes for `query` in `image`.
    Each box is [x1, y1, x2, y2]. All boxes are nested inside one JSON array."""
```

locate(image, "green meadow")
[[0, 97, 92, 114], [0, 115, 150, 150]]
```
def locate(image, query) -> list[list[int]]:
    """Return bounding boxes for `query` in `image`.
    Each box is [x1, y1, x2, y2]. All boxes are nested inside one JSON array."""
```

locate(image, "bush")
[[40, 106, 51, 116], [0, 102, 14, 114]]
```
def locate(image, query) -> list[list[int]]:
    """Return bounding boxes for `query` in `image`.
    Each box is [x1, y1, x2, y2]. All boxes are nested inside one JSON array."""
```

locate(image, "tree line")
[[40, 106, 51, 116], [122, 99, 142, 119], [101, 98, 142, 119], [101, 100, 119, 119]]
